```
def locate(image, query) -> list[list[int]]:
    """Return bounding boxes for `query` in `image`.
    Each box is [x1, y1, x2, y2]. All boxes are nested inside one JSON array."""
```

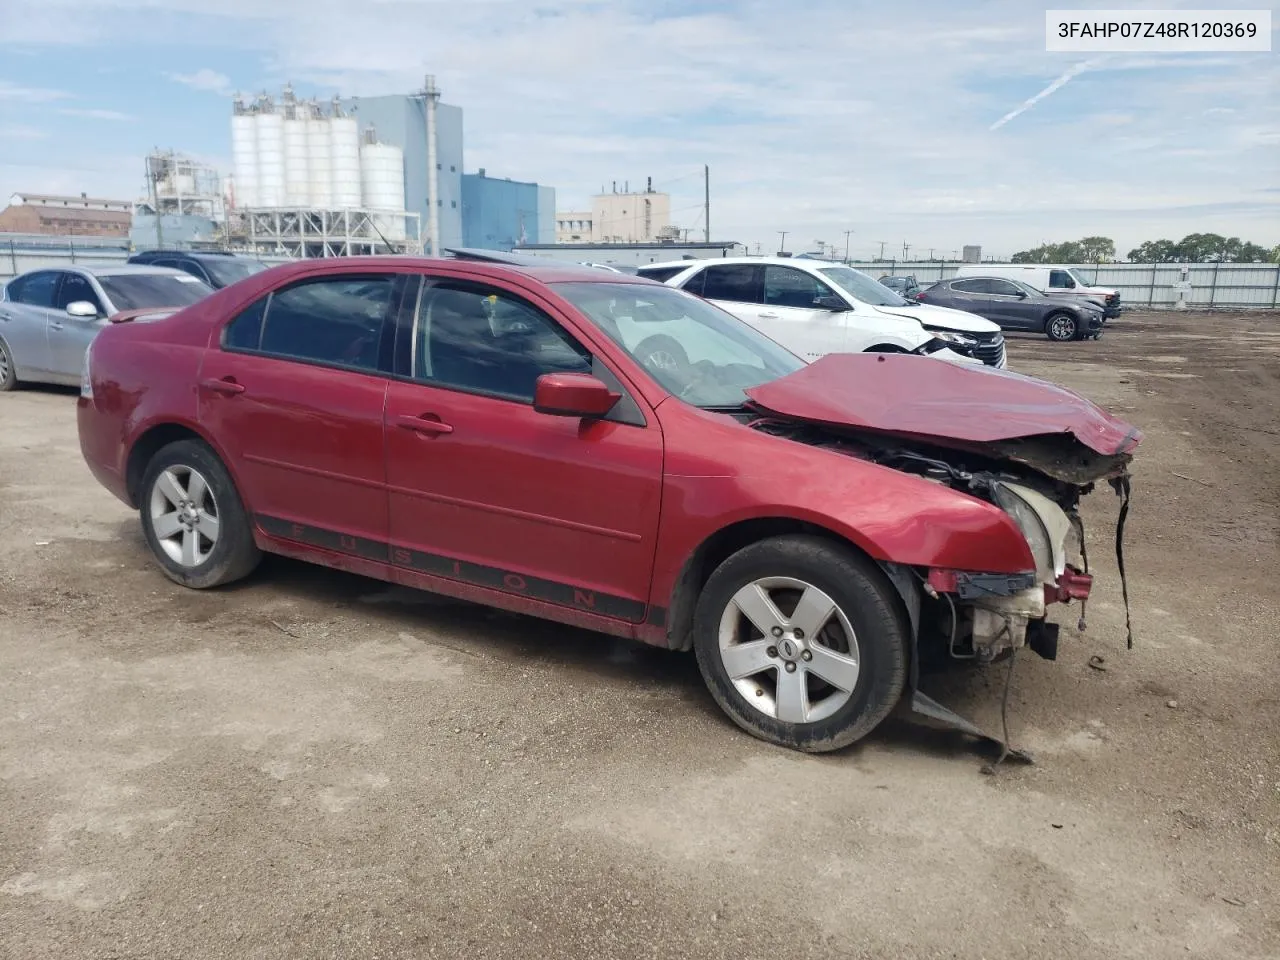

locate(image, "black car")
[[127, 250, 269, 290], [918, 276, 1104, 342], [878, 275, 922, 300]]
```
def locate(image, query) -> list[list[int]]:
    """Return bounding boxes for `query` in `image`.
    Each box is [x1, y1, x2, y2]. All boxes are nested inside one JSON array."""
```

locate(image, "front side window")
[[55, 274, 104, 313], [698, 264, 762, 304], [763, 266, 838, 309], [1049, 270, 1076, 288], [13, 271, 58, 307], [415, 284, 591, 401], [98, 273, 212, 310], [252, 276, 394, 371], [555, 282, 803, 409], [989, 279, 1021, 297]]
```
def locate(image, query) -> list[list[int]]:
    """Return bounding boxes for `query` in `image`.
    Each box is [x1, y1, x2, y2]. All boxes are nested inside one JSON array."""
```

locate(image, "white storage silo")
[[307, 116, 332, 208], [329, 116, 362, 208], [360, 141, 406, 241], [230, 110, 259, 209], [283, 116, 310, 207], [256, 110, 285, 208]]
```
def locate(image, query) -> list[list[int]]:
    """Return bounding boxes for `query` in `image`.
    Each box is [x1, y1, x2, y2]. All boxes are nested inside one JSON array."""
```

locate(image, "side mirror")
[[66, 301, 100, 319], [1015, 290, 1028, 298], [533, 372, 620, 419], [814, 295, 848, 311]]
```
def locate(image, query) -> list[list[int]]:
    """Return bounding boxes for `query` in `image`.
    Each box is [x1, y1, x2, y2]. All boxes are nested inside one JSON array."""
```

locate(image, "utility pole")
[[902, 241, 911, 260], [146, 154, 164, 249], [876, 240, 886, 260], [703, 164, 710, 243], [777, 231, 788, 254], [423, 74, 441, 257], [843, 230, 853, 262]]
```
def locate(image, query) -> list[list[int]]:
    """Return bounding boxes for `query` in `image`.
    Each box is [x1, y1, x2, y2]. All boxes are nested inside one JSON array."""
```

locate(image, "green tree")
[[1271, 244, 1280, 264], [1078, 236, 1116, 262], [1012, 237, 1113, 264], [1127, 239, 1180, 262]]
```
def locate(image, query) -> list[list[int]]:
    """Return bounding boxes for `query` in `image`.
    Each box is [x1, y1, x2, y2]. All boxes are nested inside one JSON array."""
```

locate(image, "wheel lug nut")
[[767, 646, 778, 658], [784, 662, 797, 673], [770, 626, 783, 638], [801, 650, 812, 662], [793, 628, 804, 640]]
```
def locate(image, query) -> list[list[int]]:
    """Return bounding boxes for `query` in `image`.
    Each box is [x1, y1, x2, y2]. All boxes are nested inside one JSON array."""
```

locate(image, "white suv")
[[640, 258, 1007, 368]]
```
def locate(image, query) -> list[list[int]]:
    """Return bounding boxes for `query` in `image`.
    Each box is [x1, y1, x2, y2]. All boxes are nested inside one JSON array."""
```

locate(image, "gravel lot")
[[2, 310, 1277, 960]]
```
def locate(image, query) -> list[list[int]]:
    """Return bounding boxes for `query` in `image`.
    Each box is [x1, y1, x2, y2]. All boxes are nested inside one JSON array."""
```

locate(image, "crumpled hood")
[[874, 302, 999, 334], [744, 353, 1141, 481]]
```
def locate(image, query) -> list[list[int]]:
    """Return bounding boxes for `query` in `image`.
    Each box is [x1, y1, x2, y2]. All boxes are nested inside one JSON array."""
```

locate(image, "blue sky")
[[1, 0, 1276, 257]]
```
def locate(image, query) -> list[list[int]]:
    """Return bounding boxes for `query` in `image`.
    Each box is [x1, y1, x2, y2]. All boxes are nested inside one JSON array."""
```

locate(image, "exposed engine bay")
[[743, 415, 1135, 667]]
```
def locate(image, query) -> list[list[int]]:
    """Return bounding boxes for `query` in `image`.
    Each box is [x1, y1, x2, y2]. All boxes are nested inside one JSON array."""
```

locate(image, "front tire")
[[1045, 312, 1078, 342], [139, 439, 261, 588], [0, 337, 18, 391], [692, 535, 908, 752]]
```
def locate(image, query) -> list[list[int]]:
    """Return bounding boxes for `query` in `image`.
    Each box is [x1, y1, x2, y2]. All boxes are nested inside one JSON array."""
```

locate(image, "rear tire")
[[1045, 312, 1078, 342], [0, 337, 18, 391], [139, 439, 261, 589], [692, 535, 908, 753]]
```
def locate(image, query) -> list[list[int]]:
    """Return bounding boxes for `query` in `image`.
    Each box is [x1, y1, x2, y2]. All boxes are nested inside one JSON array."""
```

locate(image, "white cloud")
[[0, 124, 49, 140], [990, 58, 1103, 130], [0, 80, 70, 102], [166, 69, 232, 95], [57, 107, 135, 121]]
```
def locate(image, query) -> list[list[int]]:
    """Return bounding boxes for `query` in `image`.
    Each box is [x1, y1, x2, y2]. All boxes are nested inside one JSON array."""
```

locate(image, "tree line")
[[1011, 234, 1279, 264]]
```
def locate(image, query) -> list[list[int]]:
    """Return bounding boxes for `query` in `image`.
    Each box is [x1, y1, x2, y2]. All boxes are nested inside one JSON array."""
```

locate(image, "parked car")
[[77, 257, 1139, 753], [918, 277, 1104, 341], [635, 261, 698, 283], [953, 264, 1122, 318], [647, 257, 1007, 368], [128, 250, 269, 289], [878, 275, 923, 300], [0, 265, 212, 390]]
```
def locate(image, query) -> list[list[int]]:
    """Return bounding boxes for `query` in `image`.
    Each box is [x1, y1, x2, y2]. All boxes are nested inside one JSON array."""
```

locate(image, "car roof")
[[74, 264, 194, 278], [132, 249, 257, 261], [244, 255, 656, 287]]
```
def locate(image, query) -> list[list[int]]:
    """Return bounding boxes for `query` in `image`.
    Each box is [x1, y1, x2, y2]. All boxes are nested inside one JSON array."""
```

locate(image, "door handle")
[[397, 414, 453, 436], [200, 377, 246, 396], [49, 321, 64, 331], [757, 312, 780, 319]]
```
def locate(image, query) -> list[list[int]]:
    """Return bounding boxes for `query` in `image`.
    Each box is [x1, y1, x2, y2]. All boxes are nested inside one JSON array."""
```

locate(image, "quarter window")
[[415, 284, 590, 402], [227, 276, 395, 371], [763, 266, 837, 308]]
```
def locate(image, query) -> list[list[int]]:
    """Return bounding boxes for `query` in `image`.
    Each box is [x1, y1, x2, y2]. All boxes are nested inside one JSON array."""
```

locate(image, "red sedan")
[[77, 257, 1139, 753]]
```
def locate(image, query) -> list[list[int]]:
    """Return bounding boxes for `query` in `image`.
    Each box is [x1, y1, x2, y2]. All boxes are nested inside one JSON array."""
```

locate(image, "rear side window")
[[249, 276, 395, 371], [699, 264, 762, 303], [951, 279, 987, 294], [12, 271, 58, 307], [224, 297, 268, 350], [637, 266, 687, 283]]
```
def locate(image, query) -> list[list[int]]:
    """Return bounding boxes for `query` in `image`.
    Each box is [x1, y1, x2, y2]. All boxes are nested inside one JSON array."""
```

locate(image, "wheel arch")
[[661, 516, 905, 652], [124, 420, 238, 508]]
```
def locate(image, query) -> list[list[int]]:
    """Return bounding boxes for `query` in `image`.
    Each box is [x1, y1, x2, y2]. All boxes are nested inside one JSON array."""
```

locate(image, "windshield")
[[205, 258, 268, 286], [1066, 268, 1093, 288], [98, 273, 213, 311], [818, 266, 908, 307], [554, 281, 804, 408]]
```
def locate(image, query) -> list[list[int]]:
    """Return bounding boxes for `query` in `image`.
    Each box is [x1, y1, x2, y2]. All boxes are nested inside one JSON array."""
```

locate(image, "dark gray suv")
[[918, 277, 1103, 342]]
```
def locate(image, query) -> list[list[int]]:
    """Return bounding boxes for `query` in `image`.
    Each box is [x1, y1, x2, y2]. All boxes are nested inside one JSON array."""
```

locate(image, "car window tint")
[[637, 266, 687, 283], [14, 272, 58, 307], [224, 296, 269, 351], [951, 279, 985, 294], [763, 266, 834, 308], [989, 279, 1020, 296], [681, 268, 706, 296], [259, 276, 394, 371], [55, 273, 103, 312], [1049, 270, 1075, 288], [416, 284, 590, 402], [700, 264, 761, 303]]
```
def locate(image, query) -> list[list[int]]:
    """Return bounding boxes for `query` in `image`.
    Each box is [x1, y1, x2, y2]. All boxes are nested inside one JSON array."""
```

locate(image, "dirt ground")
[[1, 310, 1277, 960]]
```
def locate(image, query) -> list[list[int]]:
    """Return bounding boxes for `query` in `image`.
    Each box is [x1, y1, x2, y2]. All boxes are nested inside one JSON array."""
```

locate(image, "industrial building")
[[461, 169, 555, 250], [555, 181, 675, 244], [0, 193, 132, 238]]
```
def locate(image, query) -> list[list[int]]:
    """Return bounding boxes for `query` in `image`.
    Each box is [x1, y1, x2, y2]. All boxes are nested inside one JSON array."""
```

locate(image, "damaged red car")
[[77, 258, 1140, 753]]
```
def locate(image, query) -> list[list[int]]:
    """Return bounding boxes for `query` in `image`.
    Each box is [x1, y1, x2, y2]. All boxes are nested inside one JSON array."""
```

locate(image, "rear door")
[[687, 263, 765, 327], [48, 272, 109, 382], [199, 272, 410, 558], [382, 275, 664, 623], [0, 271, 60, 377], [759, 265, 851, 359]]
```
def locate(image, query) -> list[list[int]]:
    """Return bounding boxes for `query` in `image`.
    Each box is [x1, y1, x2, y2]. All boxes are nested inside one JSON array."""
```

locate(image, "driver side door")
[[48, 272, 109, 382], [759, 265, 851, 360]]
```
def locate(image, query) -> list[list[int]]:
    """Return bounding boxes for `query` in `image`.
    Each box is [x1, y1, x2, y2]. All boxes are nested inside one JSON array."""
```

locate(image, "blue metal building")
[[460, 170, 555, 251], [340, 94, 465, 249]]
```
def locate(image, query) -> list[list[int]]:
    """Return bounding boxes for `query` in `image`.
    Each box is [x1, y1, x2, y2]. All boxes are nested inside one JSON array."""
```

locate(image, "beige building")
[[556, 185, 672, 244]]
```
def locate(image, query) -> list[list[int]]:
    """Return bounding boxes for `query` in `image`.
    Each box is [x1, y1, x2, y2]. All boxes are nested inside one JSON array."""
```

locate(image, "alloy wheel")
[[1049, 315, 1076, 340], [149, 466, 220, 568], [717, 576, 861, 724]]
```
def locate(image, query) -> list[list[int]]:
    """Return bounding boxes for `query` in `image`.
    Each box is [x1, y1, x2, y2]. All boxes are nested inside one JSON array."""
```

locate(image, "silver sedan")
[[0, 264, 213, 390]]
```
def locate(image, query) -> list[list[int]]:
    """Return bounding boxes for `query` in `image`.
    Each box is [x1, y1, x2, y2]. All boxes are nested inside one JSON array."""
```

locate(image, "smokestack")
[[647, 176, 652, 193]]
